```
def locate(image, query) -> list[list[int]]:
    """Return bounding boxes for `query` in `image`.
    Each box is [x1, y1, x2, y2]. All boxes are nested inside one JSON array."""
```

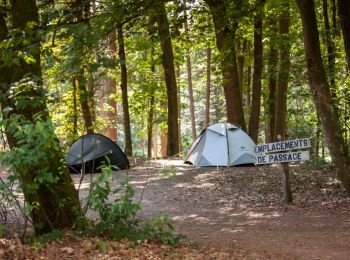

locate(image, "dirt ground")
[[72, 160, 350, 259], [1, 160, 350, 259]]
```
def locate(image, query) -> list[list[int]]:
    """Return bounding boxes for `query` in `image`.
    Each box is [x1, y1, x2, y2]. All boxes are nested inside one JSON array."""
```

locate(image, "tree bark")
[[77, 72, 94, 134], [267, 18, 278, 142], [275, 5, 291, 141], [297, 0, 350, 194], [236, 40, 246, 98], [104, 32, 117, 140], [248, 10, 263, 143], [147, 95, 155, 160], [0, 0, 81, 235], [147, 57, 156, 160], [184, 0, 196, 140], [337, 0, 350, 72], [156, 1, 180, 156], [117, 25, 133, 156], [72, 78, 78, 136], [205, 0, 246, 129], [74, 0, 94, 134], [205, 47, 211, 127], [322, 0, 336, 90]]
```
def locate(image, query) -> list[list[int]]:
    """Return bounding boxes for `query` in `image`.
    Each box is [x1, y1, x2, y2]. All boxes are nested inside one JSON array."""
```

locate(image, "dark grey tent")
[[67, 134, 129, 173]]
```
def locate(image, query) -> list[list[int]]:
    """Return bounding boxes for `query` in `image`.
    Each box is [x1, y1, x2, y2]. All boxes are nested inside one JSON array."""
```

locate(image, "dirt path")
[[74, 160, 350, 259]]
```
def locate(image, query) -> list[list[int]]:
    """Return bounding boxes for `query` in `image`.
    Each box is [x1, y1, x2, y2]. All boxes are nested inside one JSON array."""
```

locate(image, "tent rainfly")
[[184, 123, 256, 167], [67, 134, 129, 173]]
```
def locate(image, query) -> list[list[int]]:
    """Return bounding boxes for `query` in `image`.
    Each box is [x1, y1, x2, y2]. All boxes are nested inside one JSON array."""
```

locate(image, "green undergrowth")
[[77, 162, 183, 246]]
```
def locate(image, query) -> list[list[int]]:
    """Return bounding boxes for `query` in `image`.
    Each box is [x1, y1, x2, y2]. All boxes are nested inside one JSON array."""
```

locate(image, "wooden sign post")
[[254, 138, 311, 203]]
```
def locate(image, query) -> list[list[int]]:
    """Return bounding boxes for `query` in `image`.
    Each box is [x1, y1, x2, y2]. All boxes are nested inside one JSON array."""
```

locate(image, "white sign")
[[254, 138, 311, 154], [255, 150, 310, 165]]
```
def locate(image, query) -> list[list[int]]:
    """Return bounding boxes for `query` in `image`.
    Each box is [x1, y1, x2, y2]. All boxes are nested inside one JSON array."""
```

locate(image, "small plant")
[[84, 162, 182, 245], [141, 214, 184, 245], [312, 157, 332, 168]]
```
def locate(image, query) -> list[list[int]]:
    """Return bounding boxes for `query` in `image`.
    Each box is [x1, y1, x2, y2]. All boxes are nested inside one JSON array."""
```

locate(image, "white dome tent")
[[184, 123, 256, 167]]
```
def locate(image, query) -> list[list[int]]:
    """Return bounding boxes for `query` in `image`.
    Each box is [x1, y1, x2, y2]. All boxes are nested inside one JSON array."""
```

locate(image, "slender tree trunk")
[[297, 0, 350, 194], [246, 65, 252, 110], [72, 78, 78, 136], [184, 0, 196, 141], [104, 31, 117, 140], [117, 25, 133, 156], [153, 125, 158, 159], [161, 129, 168, 158], [147, 58, 156, 160], [176, 65, 182, 154], [205, 47, 211, 127], [147, 95, 155, 160], [236, 40, 246, 98], [205, 0, 246, 129], [156, 1, 179, 156], [0, 0, 81, 235], [275, 5, 291, 141], [77, 71, 94, 134], [323, 0, 336, 91], [275, 4, 292, 203], [337, 0, 350, 72], [248, 9, 263, 143], [74, 0, 94, 134], [267, 19, 278, 142]]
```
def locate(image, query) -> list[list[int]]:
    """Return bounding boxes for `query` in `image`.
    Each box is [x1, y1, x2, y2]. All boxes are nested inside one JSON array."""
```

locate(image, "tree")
[[155, 0, 180, 156], [117, 25, 133, 156], [0, 0, 81, 234], [248, 6, 264, 143], [266, 18, 278, 142], [275, 4, 291, 141], [104, 31, 118, 140], [184, 0, 197, 140], [297, 0, 350, 194], [337, 0, 350, 72], [204, 0, 246, 129]]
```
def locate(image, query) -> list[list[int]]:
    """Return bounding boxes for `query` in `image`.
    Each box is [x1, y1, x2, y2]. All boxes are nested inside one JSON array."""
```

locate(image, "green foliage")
[[0, 224, 4, 238], [84, 163, 181, 245], [35, 229, 64, 245], [141, 214, 183, 245]]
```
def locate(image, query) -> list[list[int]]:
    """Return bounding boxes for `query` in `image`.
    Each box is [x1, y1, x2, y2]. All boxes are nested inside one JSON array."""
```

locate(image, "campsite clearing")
[[73, 160, 350, 259]]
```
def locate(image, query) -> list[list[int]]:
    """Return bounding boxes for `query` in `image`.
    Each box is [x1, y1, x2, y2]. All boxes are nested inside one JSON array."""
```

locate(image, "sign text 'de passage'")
[[255, 150, 310, 165]]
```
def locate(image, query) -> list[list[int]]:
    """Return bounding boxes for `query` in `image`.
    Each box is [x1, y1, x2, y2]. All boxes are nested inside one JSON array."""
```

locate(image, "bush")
[[84, 162, 182, 245]]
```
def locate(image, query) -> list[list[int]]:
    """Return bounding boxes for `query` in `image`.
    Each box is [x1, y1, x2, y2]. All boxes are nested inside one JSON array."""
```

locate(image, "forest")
[[0, 0, 350, 258]]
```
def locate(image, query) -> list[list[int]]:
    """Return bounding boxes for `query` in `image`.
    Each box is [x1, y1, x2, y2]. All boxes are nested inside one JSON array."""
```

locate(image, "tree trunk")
[[205, 47, 211, 127], [322, 0, 336, 91], [184, 0, 196, 140], [246, 65, 252, 110], [75, 0, 94, 134], [117, 25, 133, 156], [205, 0, 246, 129], [267, 19, 278, 142], [297, 0, 350, 194], [147, 95, 155, 160], [72, 78, 78, 136], [153, 125, 158, 159], [275, 5, 291, 141], [248, 11, 263, 143], [104, 31, 117, 140], [0, 0, 81, 235], [236, 40, 246, 98], [337, 0, 350, 72], [156, 1, 180, 156], [77, 72, 94, 134], [147, 58, 156, 160]]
